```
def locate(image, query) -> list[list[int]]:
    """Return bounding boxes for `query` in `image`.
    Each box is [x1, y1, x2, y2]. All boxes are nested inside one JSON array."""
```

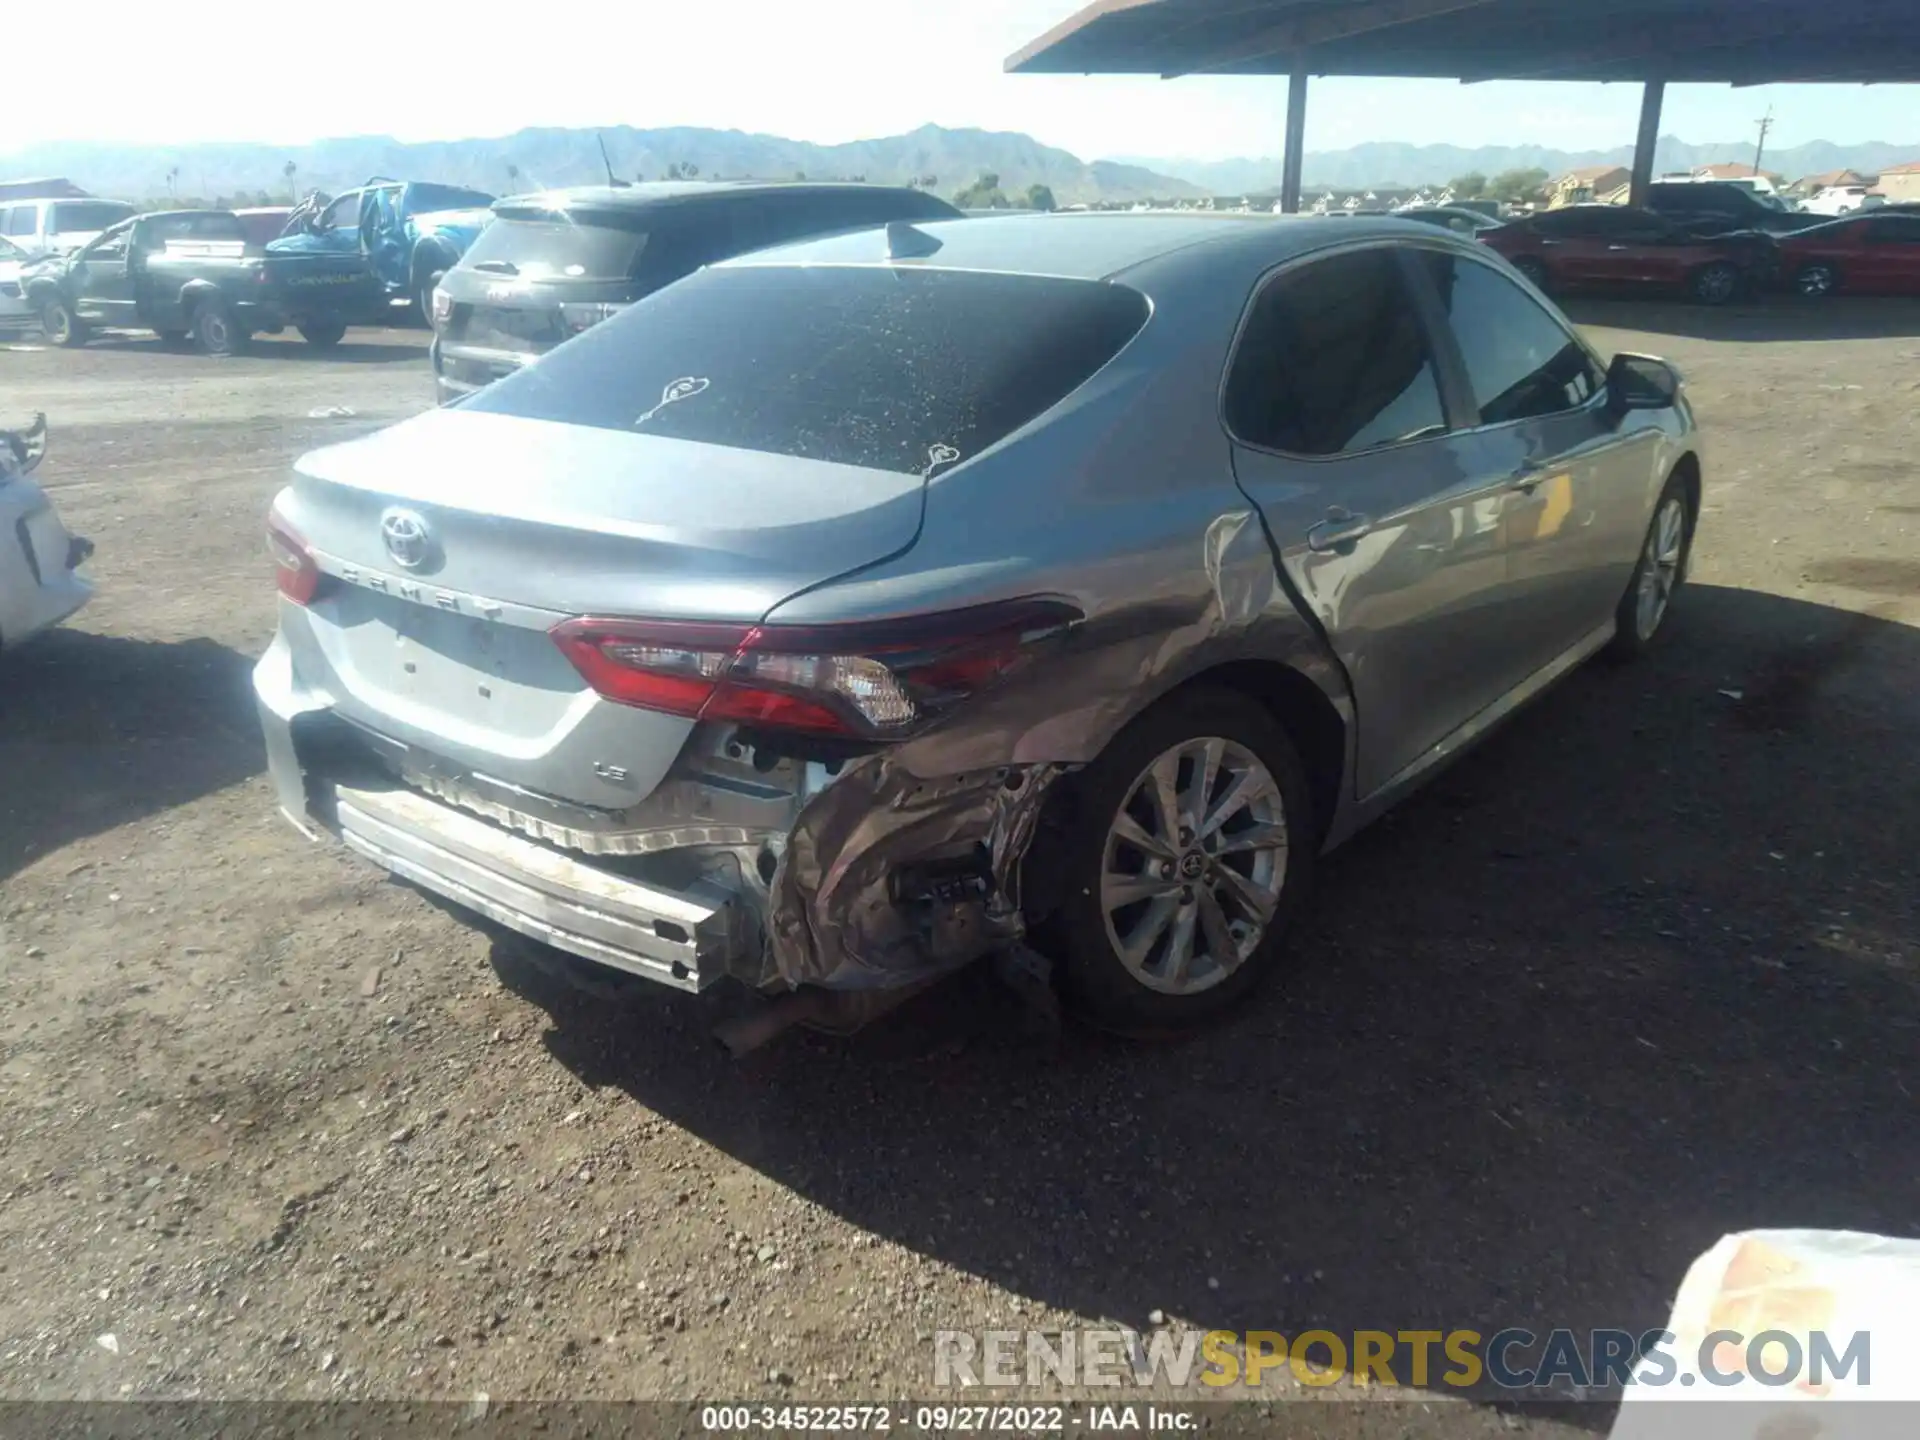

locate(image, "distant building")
[[1548, 165, 1630, 208], [1786, 168, 1873, 198], [1876, 160, 1920, 202], [0, 176, 93, 203]]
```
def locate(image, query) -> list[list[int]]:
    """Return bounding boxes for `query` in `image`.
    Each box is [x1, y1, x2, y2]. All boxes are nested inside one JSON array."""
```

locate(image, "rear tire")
[[1512, 255, 1551, 291], [298, 322, 347, 349], [191, 297, 248, 357], [416, 270, 445, 327], [1031, 688, 1316, 1033], [40, 298, 86, 347], [1690, 261, 1740, 306]]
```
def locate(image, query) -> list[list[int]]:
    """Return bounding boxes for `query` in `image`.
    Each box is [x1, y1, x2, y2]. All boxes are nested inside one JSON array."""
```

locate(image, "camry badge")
[[380, 508, 434, 571]]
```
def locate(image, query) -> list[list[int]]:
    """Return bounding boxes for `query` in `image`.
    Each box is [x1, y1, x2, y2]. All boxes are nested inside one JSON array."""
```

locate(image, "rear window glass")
[[468, 265, 1151, 474], [409, 184, 493, 213], [143, 213, 247, 244], [461, 216, 649, 281], [51, 202, 134, 232]]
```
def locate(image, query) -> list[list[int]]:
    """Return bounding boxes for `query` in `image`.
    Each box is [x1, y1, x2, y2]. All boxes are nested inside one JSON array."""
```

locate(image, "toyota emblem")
[[380, 508, 434, 571]]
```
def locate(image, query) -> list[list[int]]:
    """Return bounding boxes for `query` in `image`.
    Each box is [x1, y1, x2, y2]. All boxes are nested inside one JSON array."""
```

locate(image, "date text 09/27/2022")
[[699, 1404, 1194, 1432]]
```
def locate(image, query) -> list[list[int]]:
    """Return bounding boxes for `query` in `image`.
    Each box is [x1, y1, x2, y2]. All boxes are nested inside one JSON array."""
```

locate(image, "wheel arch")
[[410, 238, 454, 288], [1670, 450, 1702, 531], [1156, 658, 1348, 844]]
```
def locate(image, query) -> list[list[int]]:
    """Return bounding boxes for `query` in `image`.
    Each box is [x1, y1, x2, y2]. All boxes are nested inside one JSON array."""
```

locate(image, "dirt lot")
[[1, 307, 1916, 1426]]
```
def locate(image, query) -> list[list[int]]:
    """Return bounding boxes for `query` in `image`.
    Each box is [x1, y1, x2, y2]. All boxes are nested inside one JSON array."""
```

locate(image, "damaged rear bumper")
[[332, 782, 742, 991], [253, 635, 1064, 996]]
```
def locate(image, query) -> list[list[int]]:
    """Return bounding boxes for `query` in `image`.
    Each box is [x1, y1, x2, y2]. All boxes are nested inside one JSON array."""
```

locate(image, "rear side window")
[[468, 264, 1151, 474], [462, 213, 649, 281], [1419, 252, 1603, 425], [3, 207, 36, 238], [1225, 247, 1448, 456]]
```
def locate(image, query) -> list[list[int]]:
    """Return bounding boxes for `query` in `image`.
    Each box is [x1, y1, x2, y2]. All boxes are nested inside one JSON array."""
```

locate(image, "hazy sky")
[[6, 0, 1915, 159]]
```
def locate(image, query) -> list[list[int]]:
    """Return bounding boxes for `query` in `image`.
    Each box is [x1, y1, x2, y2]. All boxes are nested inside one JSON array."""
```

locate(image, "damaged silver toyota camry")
[[254, 213, 1701, 1040]]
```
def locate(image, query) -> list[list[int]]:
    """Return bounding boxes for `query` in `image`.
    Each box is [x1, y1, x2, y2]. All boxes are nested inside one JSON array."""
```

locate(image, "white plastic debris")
[[95, 1333, 120, 1354], [307, 406, 356, 419], [1611, 1230, 1920, 1439]]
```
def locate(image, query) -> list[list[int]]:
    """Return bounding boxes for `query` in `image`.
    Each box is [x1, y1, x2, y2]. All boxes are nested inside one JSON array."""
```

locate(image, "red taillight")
[[550, 600, 1080, 739], [266, 513, 322, 606]]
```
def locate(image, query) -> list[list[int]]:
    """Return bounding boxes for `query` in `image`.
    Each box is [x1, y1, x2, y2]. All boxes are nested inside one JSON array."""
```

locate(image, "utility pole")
[[1753, 105, 1774, 179]]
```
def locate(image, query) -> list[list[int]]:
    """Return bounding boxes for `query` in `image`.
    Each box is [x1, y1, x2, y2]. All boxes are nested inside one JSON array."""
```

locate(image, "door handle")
[[1306, 509, 1373, 553], [1507, 456, 1551, 494]]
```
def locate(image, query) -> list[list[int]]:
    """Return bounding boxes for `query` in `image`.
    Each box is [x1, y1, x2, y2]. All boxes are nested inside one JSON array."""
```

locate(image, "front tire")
[[1606, 475, 1694, 661], [1690, 261, 1740, 306], [40, 298, 86, 347], [1034, 689, 1316, 1032], [298, 322, 347, 349], [191, 298, 247, 357], [1794, 262, 1839, 298]]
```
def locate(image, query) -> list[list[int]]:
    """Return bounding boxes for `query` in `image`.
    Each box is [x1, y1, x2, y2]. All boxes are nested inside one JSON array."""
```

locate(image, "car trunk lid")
[[273, 408, 926, 810]]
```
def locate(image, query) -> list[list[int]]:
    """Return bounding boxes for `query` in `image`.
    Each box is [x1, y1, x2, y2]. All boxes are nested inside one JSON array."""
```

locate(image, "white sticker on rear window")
[[634, 376, 710, 428]]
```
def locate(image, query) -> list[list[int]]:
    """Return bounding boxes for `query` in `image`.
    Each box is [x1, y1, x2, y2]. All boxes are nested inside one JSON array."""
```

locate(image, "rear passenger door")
[[1226, 243, 1534, 800], [1412, 249, 1656, 677]]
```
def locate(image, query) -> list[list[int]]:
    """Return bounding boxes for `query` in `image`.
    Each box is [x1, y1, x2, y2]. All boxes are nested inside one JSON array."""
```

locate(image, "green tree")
[[1026, 183, 1058, 212], [1448, 171, 1488, 200], [953, 171, 1010, 209], [1488, 167, 1550, 204]]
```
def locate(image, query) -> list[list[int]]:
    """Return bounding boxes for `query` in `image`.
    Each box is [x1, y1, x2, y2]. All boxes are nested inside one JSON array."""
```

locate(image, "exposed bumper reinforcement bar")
[[332, 784, 743, 992]]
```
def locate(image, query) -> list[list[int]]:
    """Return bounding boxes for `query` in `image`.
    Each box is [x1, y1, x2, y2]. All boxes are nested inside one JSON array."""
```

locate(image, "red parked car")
[[1479, 205, 1777, 305], [1776, 212, 1920, 297]]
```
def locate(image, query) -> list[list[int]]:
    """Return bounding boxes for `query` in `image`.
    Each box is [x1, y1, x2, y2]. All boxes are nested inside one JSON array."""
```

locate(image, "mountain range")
[[5, 125, 1914, 205]]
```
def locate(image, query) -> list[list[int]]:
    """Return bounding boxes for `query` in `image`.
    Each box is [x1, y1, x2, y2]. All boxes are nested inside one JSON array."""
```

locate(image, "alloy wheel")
[[1635, 496, 1688, 640], [1696, 265, 1738, 303], [1100, 736, 1289, 996], [1796, 265, 1836, 297]]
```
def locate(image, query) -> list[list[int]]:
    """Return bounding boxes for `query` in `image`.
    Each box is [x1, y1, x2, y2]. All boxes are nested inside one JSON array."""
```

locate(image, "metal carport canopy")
[[1006, 0, 1920, 210]]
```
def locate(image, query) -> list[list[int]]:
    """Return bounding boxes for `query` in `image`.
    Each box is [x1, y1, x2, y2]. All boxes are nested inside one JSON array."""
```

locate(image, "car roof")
[[492, 181, 951, 216], [717, 211, 1465, 283]]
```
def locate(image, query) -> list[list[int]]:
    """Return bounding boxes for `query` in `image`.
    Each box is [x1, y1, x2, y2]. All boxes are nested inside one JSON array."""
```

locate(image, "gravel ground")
[[0, 307, 1915, 1428]]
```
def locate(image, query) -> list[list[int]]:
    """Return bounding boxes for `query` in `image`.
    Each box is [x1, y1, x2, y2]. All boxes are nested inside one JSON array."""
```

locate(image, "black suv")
[[430, 182, 962, 403], [1643, 181, 1809, 235]]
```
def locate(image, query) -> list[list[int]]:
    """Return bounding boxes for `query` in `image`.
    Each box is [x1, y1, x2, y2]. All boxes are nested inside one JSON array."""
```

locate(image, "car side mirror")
[[3, 413, 48, 476], [1607, 353, 1681, 416]]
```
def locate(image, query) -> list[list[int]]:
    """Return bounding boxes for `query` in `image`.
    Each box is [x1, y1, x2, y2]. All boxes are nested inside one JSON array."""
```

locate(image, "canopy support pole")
[[1629, 79, 1666, 207], [1281, 58, 1310, 213]]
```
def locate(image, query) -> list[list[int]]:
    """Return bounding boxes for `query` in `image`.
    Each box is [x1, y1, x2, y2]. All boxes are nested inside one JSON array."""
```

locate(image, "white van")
[[0, 197, 138, 258]]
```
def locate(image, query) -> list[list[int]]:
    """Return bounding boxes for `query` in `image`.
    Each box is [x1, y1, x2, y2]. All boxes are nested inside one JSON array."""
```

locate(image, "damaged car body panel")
[[256, 213, 1700, 1024]]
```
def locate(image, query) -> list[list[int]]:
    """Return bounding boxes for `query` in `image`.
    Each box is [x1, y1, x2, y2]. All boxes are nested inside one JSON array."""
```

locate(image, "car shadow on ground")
[[0, 629, 265, 881], [1562, 295, 1920, 343], [495, 585, 1917, 1418], [53, 333, 428, 365]]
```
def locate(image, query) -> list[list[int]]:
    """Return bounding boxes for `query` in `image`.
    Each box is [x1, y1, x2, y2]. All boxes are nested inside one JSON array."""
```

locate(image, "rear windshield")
[[408, 183, 493, 213], [143, 212, 247, 244], [460, 214, 648, 281], [467, 264, 1152, 474], [50, 201, 135, 232]]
